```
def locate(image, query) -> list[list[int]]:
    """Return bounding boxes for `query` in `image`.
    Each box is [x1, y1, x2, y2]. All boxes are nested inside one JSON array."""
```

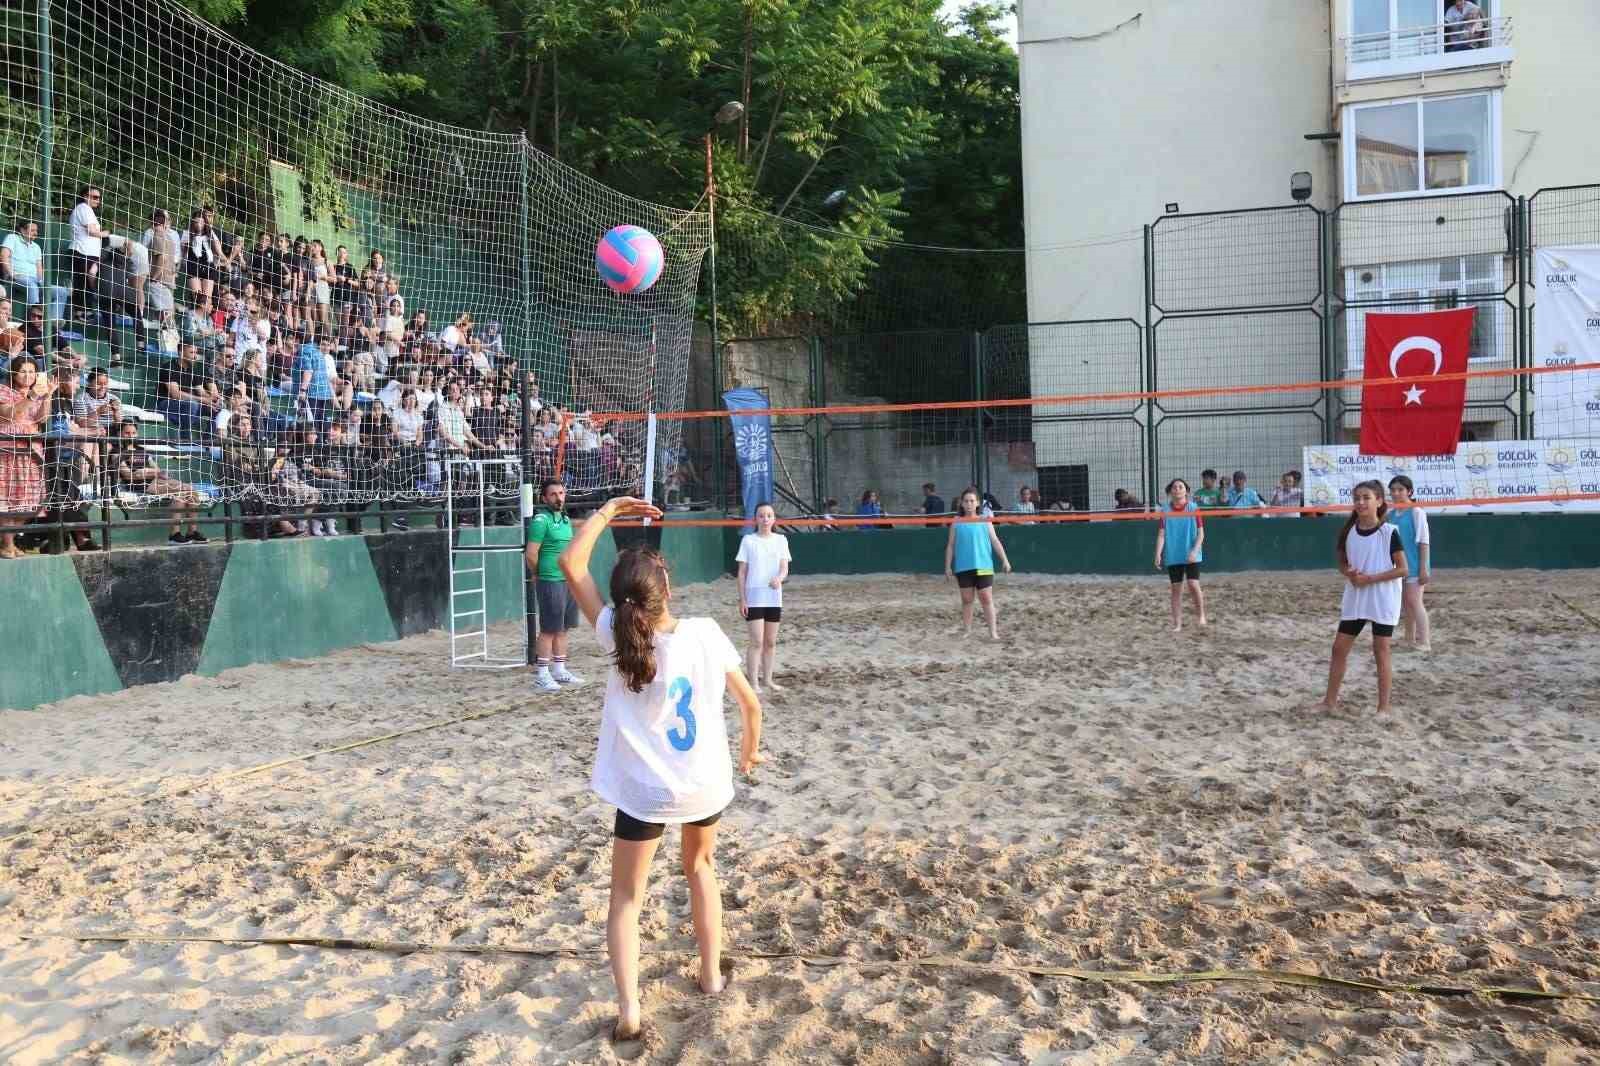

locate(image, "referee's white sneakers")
[[534, 667, 561, 693], [551, 665, 584, 685]]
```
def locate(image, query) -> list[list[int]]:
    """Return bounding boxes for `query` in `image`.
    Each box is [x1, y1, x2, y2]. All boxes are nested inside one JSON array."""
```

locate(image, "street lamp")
[[705, 100, 743, 512]]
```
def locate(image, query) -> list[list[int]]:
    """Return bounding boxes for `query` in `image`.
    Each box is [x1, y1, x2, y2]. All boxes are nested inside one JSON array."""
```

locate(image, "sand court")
[[3, 569, 1599, 1064]]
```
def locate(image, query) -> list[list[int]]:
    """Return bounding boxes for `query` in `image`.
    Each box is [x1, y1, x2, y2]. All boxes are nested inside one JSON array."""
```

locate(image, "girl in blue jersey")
[[1153, 478, 1207, 632], [943, 487, 1012, 639], [1388, 476, 1432, 651]]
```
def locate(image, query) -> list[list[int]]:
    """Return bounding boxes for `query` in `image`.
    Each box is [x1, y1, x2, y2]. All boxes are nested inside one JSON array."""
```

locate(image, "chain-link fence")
[[710, 185, 1600, 519]]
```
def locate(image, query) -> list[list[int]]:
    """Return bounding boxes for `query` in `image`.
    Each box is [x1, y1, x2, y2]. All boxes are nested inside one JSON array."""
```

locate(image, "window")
[[1346, 92, 1498, 199], [1350, 0, 1494, 61], [1345, 255, 1506, 367]]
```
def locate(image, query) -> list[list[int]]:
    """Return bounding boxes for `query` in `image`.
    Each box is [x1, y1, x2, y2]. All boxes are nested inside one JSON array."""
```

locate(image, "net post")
[[1143, 223, 1159, 508], [1515, 195, 1531, 439], [522, 372, 538, 667], [642, 412, 657, 526], [37, 0, 54, 342], [1320, 206, 1336, 446]]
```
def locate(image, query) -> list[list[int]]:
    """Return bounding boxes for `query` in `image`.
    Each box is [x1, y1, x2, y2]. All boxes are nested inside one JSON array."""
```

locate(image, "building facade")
[[1017, 0, 1598, 506]]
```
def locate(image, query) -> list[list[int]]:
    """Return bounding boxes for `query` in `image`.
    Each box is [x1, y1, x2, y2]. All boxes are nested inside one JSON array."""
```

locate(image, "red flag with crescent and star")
[[1359, 308, 1475, 456]]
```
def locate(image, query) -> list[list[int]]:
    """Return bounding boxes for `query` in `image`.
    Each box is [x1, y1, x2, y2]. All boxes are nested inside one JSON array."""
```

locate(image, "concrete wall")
[[1017, 0, 1335, 325], [0, 524, 715, 712], [769, 513, 1600, 577]]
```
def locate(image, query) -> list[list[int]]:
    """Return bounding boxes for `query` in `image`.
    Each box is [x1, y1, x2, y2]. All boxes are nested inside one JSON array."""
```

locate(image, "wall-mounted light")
[[1290, 172, 1313, 202], [1164, 202, 1180, 214]]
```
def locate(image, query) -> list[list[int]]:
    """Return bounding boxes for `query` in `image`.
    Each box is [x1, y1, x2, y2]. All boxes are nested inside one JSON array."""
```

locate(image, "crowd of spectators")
[[0, 186, 640, 549]]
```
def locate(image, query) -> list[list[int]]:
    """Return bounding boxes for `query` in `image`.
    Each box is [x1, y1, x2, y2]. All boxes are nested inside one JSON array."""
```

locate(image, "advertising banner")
[[722, 387, 774, 532], [1302, 441, 1600, 513], [1532, 245, 1600, 438]]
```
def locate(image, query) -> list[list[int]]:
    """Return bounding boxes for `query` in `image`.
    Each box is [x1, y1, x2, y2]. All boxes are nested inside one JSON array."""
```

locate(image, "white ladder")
[[446, 456, 527, 670]]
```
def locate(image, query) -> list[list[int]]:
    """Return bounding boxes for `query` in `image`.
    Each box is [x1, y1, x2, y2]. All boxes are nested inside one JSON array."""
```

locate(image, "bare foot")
[[1313, 699, 1336, 711], [699, 958, 732, 994], [988, 630, 1000, 642], [1171, 624, 1183, 633], [764, 678, 785, 693], [612, 1004, 644, 1043], [1198, 617, 1209, 628], [1376, 703, 1392, 713]]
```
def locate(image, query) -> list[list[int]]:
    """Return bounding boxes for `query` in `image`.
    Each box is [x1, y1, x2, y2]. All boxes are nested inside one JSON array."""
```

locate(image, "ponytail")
[[608, 547, 670, 693]]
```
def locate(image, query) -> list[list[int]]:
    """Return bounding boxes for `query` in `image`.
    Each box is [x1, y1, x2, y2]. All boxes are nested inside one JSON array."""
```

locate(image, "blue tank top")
[[952, 521, 994, 573], [1393, 507, 1420, 577], [1160, 501, 1201, 566]]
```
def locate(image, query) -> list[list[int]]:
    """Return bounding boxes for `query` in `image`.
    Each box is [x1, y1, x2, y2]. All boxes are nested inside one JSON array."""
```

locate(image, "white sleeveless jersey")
[[590, 608, 742, 823], [1340, 522, 1403, 625]]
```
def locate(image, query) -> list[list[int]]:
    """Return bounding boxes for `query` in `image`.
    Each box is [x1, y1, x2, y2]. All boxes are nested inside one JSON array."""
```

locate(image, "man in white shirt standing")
[[3, 220, 70, 325], [69, 185, 112, 323]]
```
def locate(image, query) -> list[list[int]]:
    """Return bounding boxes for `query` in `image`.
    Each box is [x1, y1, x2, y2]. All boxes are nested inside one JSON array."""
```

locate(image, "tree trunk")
[[752, 83, 785, 188], [776, 146, 833, 218], [551, 51, 561, 161], [525, 57, 545, 144], [739, 4, 753, 161]]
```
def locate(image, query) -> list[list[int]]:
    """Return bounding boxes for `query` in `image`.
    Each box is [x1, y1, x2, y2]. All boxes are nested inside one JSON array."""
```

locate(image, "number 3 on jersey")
[[666, 677, 697, 751]]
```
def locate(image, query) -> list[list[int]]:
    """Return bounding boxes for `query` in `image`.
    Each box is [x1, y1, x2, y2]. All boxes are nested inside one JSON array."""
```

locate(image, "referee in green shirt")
[[524, 478, 583, 692]]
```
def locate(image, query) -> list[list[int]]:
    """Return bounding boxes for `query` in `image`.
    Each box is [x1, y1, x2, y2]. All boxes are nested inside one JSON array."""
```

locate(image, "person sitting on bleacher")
[[157, 343, 221, 440], [114, 417, 205, 544], [186, 294, 224, 351]]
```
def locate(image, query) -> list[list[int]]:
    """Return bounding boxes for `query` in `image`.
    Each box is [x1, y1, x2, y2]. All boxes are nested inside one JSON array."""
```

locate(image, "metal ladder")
[[446, 456, 527, 670]]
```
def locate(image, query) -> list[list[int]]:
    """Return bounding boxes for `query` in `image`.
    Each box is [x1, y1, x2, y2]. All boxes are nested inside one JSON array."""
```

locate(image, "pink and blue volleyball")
[[595, 225, 664, 295]]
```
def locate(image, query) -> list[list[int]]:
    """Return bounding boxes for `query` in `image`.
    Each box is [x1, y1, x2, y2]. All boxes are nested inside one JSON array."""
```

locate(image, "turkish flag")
[[1359, 308, 1475, 456]]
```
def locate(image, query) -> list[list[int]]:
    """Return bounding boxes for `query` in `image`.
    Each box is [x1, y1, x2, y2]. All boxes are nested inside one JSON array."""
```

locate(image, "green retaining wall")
[[767, 514, 1600, 576], [9, 514, 1594, 711], [3, 523, 722, 712]]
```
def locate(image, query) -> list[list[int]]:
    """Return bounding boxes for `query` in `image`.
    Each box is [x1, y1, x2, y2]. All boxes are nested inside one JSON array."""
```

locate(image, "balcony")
[[1344, 17, 1513, 84]]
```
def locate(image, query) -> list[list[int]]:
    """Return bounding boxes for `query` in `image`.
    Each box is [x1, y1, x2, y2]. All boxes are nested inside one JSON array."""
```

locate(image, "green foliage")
[[155, 0, 1024, 335]]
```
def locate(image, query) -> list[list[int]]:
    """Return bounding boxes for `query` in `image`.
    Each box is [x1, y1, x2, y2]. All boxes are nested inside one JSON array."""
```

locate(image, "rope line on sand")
[[1552, 593, 1600, 632], [19, 932, 1599, 1005], [0, 699, 531, 845]]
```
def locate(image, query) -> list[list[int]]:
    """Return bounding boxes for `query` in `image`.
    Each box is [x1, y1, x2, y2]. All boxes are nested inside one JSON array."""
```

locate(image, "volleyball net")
[[599, 356, 1600, 526]]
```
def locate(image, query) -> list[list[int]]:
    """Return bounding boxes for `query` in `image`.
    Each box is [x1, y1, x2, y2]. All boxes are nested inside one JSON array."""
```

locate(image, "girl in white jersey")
[[1317, 480, 1407, 713], [558, 496, 765, 1045], [736, 502, 791, 693]]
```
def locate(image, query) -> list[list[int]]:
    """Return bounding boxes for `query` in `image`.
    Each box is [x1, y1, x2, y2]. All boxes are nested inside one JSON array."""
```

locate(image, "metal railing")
[[1344, 16, 1513, 71]]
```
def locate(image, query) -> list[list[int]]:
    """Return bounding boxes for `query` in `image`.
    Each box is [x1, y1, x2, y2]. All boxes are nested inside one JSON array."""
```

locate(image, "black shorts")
[[186, 261, 219, 284], [1167, 563, 1200, 584], [1338, 619, 1396, 638], [614, 808, 722, 842], [534, 579, 579, 633], [745, 606, 782, 622], [955, 569, 994, 590]]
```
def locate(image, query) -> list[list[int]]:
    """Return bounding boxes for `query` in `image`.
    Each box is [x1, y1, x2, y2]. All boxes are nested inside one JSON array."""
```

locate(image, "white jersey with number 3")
[[591, 607, 741, 823]]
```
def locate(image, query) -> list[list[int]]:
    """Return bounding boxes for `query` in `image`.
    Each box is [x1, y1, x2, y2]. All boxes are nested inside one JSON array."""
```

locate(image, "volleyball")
[[596, 224, 664, 295]]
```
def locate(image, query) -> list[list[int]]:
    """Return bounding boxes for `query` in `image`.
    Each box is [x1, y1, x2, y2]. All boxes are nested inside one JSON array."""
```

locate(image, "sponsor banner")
[[722, 387, 775, 534], [1532, 246, 1600, 438], [1303, 441, 1600, 513]]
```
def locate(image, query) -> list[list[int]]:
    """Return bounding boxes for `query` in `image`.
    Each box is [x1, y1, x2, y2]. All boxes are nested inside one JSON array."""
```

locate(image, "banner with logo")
[[1303, 441, 1600, 513], [1532, 245, 1600, 438], [722, 387, 774, 532]]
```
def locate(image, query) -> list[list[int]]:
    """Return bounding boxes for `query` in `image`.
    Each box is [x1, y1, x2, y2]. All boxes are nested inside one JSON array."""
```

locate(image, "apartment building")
[[1017, 0, 1598, 504]]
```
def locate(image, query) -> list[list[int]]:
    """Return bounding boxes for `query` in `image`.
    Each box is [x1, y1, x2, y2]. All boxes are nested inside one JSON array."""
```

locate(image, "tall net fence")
[[0, 0, 708, 527], [696, 188, 1600, 522]]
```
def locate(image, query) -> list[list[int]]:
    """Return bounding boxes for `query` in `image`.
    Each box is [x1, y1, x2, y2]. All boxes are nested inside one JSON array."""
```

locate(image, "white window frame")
[[1348, 0, 1496, 47], [1342, 91, 1502, 202], [1344, 255, 1508, 369]]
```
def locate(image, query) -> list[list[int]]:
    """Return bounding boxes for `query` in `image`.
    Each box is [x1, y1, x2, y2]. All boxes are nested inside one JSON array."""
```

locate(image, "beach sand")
[[2, 568, 1599, 1064]]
